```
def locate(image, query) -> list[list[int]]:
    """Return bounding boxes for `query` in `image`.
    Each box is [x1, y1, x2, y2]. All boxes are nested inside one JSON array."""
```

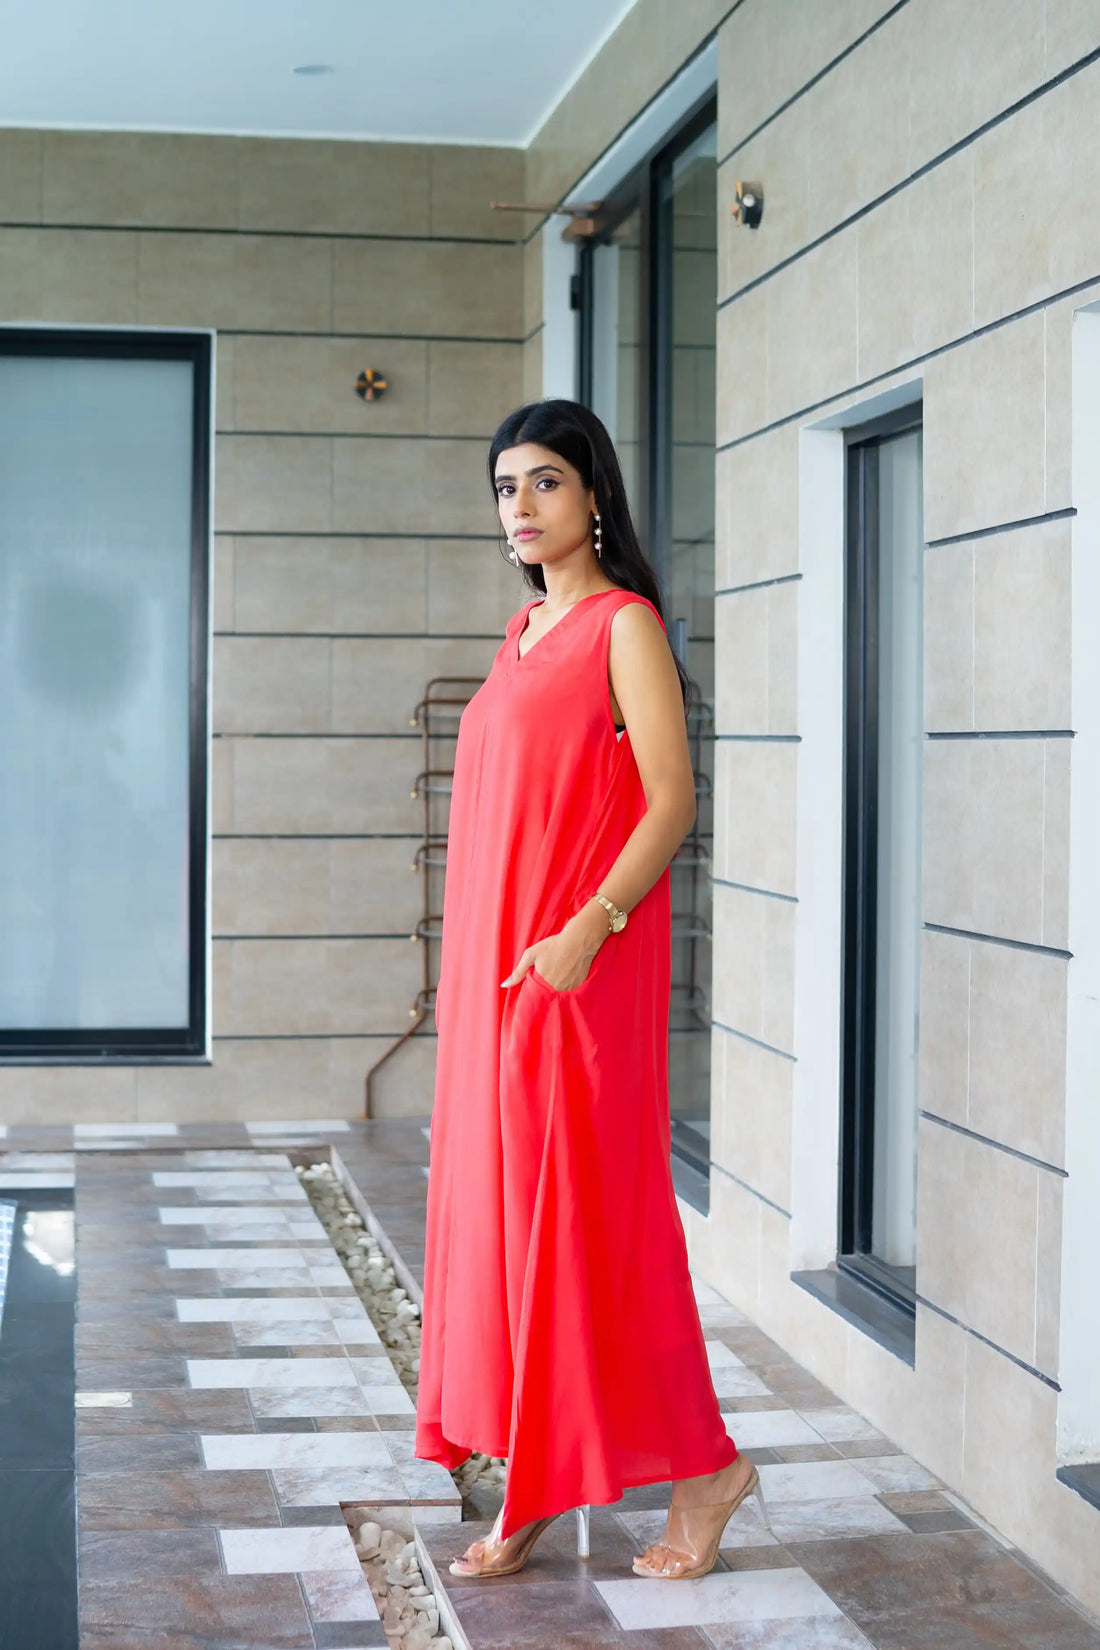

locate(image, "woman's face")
[[493, 442, 596, 568]]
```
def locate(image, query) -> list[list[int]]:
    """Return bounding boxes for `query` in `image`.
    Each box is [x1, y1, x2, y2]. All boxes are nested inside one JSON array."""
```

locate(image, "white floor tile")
[[300, 1569, 380, 1624], [182, 1151, 293, 1168], [274, 1465, 407, 1506], [595, 1566, 842, 1632], [711, 1367, 770, 1399], [854, 1455, 941, 1494], [201, 1431, 391, 1470], [249, 1386, 375, 1418], [176, 1297, 340, 1323], [763, 1496, 909, 1543], [722, 1410, 824, 1449], [705, 1340, 746, 1368], [167, 1246, 311, 1269], [220, 1525, 360, 1575], [246, 1119, 351, 1134], [187, 1357, 358, 1389], [0, 1172, 74, 1190], [757, 1461, 880, 1503], [306, 1265, 353, 1287], [75, 1122, 179, 1137], [692, 1277, 726, 1306], [159, 1206, 304, 1226], [705, 1618, 875, 1648], [348, 1357, 403, 1388], [800, 1408, 885, 1444], [360, 1386, 415, 1415], [154, 1171, 278, 1187], [233, 1318, 344, 1348]]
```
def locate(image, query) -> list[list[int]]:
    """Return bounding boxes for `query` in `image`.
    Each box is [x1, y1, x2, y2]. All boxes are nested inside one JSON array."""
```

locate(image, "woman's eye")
[[496, 484, 513, 497], [537, 478, 558, 490]]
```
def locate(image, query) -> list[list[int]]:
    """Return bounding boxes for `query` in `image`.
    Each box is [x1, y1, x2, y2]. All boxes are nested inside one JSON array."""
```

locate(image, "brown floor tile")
[[78, 1528, 222, 1582], [79, 1574, 315, 1649], [75, 1389, 254, 1434], [79, 1468, 280, 1531], [78, 1435, 205, 1473], [773, 1443, 841, 1463], [77, 1357, 189, 1389], [77, 1323, 235, 1358], [790, 1529, 1068, 1619], [438, 1576, 616, 1645]]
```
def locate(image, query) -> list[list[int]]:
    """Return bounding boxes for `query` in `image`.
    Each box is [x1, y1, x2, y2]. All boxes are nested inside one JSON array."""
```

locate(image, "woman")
[[413, 399, 766, 1582]]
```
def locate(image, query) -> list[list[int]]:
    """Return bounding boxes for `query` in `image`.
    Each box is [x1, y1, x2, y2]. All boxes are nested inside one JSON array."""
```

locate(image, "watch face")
[[612, 911, 627, 932]]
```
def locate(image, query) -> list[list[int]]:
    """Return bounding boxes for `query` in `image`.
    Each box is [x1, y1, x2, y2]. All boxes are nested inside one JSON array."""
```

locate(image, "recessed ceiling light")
[[293, 64, 335, 76]]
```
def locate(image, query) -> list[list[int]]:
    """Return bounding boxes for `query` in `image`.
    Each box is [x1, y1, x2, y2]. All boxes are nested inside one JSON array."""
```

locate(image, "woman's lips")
[[515, 529, 542, 540]]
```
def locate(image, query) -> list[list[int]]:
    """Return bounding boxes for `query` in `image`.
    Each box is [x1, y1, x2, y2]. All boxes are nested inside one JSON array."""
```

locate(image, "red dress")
[[414, 585, 737, 1538]]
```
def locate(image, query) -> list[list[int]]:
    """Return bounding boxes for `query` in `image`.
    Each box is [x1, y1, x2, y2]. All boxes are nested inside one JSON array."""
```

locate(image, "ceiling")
[[0, 0, 640, 147]]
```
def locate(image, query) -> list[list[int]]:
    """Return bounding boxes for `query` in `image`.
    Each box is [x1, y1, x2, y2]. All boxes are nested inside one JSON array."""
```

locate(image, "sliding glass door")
[[0, 331, 211, 1058], [578, 99, 718, 1201]]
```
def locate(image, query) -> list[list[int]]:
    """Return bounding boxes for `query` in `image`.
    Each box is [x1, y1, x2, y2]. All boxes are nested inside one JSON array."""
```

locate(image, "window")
[[840, 406, 924, 1310], [578, 97, 717, 1204], [0, 330, 211, 1059]]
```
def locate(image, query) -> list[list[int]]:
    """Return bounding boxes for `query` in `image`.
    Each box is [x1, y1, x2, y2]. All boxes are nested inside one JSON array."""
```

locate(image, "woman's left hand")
[[501, 908, 606, 993]]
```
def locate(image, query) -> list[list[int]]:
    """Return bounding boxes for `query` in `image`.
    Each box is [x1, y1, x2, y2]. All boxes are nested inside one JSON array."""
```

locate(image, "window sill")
[[1056, 1464, 1100, 1514], [792, 1265, 915, 1367]]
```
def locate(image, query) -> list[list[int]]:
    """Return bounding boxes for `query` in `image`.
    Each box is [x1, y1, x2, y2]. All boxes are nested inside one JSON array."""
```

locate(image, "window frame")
[[838, 399, 924, 1314], [0, 326, 212, 1062]]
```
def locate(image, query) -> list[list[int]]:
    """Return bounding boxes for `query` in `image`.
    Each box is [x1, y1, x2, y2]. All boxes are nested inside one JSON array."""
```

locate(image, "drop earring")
[[594, 512, 603, 559], [506, 540, 519, 565]]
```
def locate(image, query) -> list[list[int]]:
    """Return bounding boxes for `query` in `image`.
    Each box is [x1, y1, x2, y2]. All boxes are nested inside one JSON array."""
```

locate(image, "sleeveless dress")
[[413, 585, 737, 1539]]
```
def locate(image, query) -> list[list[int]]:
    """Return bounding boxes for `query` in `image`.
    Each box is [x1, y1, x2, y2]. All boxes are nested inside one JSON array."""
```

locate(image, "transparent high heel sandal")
[[449, 1502, 593, 1578], [631, 1462, 770, 1581]]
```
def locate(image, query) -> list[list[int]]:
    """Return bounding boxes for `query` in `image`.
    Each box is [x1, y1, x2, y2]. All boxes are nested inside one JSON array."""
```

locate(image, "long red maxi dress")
[[414, 584, 737, 1539]]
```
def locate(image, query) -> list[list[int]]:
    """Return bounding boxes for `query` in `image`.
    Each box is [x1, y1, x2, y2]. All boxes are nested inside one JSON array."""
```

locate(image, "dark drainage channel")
[[0, 1189, 77, 1650]]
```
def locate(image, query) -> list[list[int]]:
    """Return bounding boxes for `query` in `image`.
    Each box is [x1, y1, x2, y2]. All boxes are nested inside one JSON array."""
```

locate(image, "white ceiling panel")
[[0, 0, 640, 146]]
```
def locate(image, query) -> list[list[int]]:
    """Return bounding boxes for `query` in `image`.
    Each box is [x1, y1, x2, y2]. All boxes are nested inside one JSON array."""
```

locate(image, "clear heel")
[[751, 1478, 771, 1532], [576, 1504, 590, 1558]]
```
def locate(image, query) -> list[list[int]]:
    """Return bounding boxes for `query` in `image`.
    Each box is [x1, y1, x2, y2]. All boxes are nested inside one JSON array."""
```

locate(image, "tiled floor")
[[1, 1118, 1098, 1649]]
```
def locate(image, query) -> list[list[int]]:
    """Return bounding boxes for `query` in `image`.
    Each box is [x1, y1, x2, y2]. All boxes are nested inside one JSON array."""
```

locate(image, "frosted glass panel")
[[0, 353, 195, 1030]]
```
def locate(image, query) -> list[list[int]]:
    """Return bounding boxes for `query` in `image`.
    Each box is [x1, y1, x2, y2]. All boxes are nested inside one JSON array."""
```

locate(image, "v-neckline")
[[513, 587, 620, 663]]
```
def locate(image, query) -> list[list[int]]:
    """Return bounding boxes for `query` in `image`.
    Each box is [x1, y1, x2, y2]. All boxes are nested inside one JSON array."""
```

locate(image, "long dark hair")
[[487, 398, 699, 716]]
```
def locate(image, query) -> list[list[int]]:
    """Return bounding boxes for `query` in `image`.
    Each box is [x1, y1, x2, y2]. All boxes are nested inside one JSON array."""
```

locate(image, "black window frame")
[[0, 326, 212, 1062], [839, 399, 924, 1316]]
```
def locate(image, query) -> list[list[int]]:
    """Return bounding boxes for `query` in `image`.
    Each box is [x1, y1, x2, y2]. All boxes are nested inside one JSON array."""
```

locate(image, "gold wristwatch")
[[594, 892, 628, 933]]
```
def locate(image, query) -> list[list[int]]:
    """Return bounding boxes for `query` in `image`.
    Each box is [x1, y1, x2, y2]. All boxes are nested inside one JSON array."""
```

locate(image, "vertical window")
[[578, 98, 717, 1204], [0, 331, 211, 1058], [841, 407, 924, 1309]]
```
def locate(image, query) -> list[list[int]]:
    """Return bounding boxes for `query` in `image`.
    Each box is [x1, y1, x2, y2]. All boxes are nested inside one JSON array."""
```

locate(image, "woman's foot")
[[632, 1454, 759, 1579], [448, 1505, 559, 1578]]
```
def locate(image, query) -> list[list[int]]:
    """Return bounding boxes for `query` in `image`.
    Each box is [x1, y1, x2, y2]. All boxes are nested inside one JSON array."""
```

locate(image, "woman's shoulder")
[[605, 588, 666, 634]]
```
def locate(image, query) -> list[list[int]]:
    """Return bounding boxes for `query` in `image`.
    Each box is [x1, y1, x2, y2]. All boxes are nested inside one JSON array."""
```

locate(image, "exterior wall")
[[681, 0, 1100, 1616], [0, 129, 525, 1122]]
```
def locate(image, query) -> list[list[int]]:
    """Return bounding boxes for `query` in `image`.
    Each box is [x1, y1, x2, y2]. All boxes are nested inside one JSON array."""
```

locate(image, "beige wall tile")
[[711, 1024, 794, 1211], [966, 940, 1067, 1166], [523, 229, 544, 337], [923, 737, 1053, 944], [0, 130, 42, 221], [0, 227, 139, 323], [961, 1333, 1059, 1545], [972, 520, 1071, 731], [906, 0, 1045, 172], [212, 636, 332, 734], [1034, 1172, 1064, 1380], [213, 838, 330, 936], [330, 635, 499, 733], [42, 131, 239, 228], [0, 1065, 138, 1125], [230, 336, 429, 436], [765, 232, 859, 428], [857, 151, 973, 382], [923, 313, 1046, 541], [924, 544, 974, 732], [426, 340, 523, 437], [918, 928, 970, 1128], [230, 537, 428, 635], [715, 425, 800, 590], [1044, 0, 1100, 75], [521, 331, 543, 403], [215, 435, 333, 534], [427, 541, 524, 635], [332, 436, 496, 536], [712, 739, 797, 895], [714, 582, 798, 736], [712, 880, 796, 1053], [1041, 736, 1070, 952], [228, 736, 421, 835], [211, 737, 235, 833], [212, 537, 235, 632], [138, 232, 333, 332], [429, 146, 526, 241], [333, 239, 522, 339], [717, 99, 810, 303], [363, 1029, 437, 1117], [329, 839, 426, 935], [237, 138, 431, 236], [716, 283, 768, 449], [918, 1117, 1041, 1366], [212, 937, 421, 1036], [214, 332, 235, 431]]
